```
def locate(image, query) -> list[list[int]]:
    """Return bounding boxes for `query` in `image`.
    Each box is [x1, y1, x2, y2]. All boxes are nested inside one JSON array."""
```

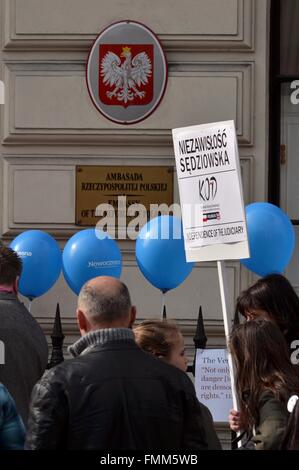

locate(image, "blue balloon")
[[10, 230, 62, 299], [136, 215, 194, 292], [241, 202, 295, 276], [62, 229, 122, 295]]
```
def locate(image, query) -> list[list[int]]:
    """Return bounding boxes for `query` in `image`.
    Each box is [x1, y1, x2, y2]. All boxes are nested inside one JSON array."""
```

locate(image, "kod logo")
[[199, 176, 217, 202]]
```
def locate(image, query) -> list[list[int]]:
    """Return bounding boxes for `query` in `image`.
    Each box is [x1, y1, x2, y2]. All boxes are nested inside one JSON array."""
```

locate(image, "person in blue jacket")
[[0, 383, 25, 450]]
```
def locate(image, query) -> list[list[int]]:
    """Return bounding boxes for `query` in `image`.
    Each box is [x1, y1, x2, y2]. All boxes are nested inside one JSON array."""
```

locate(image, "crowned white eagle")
[[100, 46, 152, 104]]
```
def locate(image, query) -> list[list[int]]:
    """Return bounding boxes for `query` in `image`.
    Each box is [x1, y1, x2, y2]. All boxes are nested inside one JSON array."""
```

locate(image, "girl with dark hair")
[[230, 274, 299, 435], [229, 320, 299, 449], [234, 273, 299, 348]]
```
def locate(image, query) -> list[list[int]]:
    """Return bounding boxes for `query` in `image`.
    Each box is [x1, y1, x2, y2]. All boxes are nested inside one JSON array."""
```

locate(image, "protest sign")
[[195, 348, 232, 423], [172, 121, 250, 437], [172, 120, 249, 262]]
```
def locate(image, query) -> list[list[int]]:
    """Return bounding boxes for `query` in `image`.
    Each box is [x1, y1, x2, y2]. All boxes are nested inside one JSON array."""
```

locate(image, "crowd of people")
[[0, 245, 299, 450]]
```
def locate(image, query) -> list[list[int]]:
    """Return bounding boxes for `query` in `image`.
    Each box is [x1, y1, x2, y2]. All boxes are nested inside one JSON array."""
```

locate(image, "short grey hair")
[[78, 280, 132, 324]]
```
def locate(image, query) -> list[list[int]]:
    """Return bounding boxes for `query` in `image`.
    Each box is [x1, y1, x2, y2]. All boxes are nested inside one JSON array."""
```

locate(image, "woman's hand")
[[229, 409, 242, 432]]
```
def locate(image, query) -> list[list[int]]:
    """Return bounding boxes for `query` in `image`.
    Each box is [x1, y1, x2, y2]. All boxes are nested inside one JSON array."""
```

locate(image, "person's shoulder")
[[0, 383, 9, 402], [258, 389, 280, 409], [0, 297, 23, 319], [39, 355, 90, 386], [0, 383, 15, 409], [259, 389, 276, 400], [15, 300, 40, 321], [9, 300, 48, 339], [258, 389, 288, 421], [1, 298, 38, 325], [140, 351, 194, 386], [258, 389, 286, 406]]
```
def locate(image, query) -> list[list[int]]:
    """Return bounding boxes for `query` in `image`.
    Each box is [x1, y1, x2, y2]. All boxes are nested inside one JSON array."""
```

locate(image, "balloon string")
[[161, 291, 166, 320], [28, 299, 32, 313]]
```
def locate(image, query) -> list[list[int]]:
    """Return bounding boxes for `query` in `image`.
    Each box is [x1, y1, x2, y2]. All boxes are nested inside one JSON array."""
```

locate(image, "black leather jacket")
[[26, 338, 209, 450]]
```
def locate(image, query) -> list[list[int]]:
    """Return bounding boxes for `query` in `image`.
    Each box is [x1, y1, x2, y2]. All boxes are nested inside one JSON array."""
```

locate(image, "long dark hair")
[[229, 320, 299, 431], [234, 274, 299, 345]]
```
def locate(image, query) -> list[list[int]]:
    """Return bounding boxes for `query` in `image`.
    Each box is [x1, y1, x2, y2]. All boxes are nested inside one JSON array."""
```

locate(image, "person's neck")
[[89, 323, 130, 332], [69, 327, 134, 357]]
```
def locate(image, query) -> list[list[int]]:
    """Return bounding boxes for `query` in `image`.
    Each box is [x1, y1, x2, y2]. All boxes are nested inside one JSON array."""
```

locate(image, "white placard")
[[195, 348, 233, 423], [172, 120, 249, 262]]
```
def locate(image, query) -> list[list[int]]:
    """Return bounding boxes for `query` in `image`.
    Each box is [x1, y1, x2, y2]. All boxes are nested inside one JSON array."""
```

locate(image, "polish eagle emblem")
[[99, 45, 153, 106]]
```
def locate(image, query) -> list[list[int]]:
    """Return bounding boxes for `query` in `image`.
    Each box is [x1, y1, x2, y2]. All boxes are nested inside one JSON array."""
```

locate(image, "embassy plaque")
[[76, 166, 174, 230], [86, 20, 168, 124]]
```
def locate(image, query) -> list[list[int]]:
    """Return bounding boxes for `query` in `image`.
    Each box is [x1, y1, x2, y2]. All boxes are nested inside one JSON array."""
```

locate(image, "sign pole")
[[217, 260, 238, 410], [217, 259, 242, 447], [160, 291, 166, 320]]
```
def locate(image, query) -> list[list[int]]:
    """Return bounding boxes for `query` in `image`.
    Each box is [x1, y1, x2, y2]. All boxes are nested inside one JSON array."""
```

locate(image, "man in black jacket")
[[0, 246, 48, 425], [26, 276, 209, 450]]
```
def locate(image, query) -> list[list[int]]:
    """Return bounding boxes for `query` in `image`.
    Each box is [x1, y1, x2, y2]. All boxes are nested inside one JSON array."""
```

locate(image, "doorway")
[[270, 0, 299, 291]]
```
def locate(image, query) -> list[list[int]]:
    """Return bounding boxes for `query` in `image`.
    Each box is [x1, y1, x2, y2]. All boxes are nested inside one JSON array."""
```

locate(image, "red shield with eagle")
[[99, 44, 154, 108]]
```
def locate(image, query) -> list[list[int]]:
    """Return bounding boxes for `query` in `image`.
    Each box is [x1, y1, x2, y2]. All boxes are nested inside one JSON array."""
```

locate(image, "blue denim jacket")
[[0, 383, 25, 450]]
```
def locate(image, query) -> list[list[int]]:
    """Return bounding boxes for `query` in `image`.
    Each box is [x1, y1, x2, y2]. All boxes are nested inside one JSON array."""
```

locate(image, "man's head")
[[76, 276, 136, 335], [0, 246, 22, 292]]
